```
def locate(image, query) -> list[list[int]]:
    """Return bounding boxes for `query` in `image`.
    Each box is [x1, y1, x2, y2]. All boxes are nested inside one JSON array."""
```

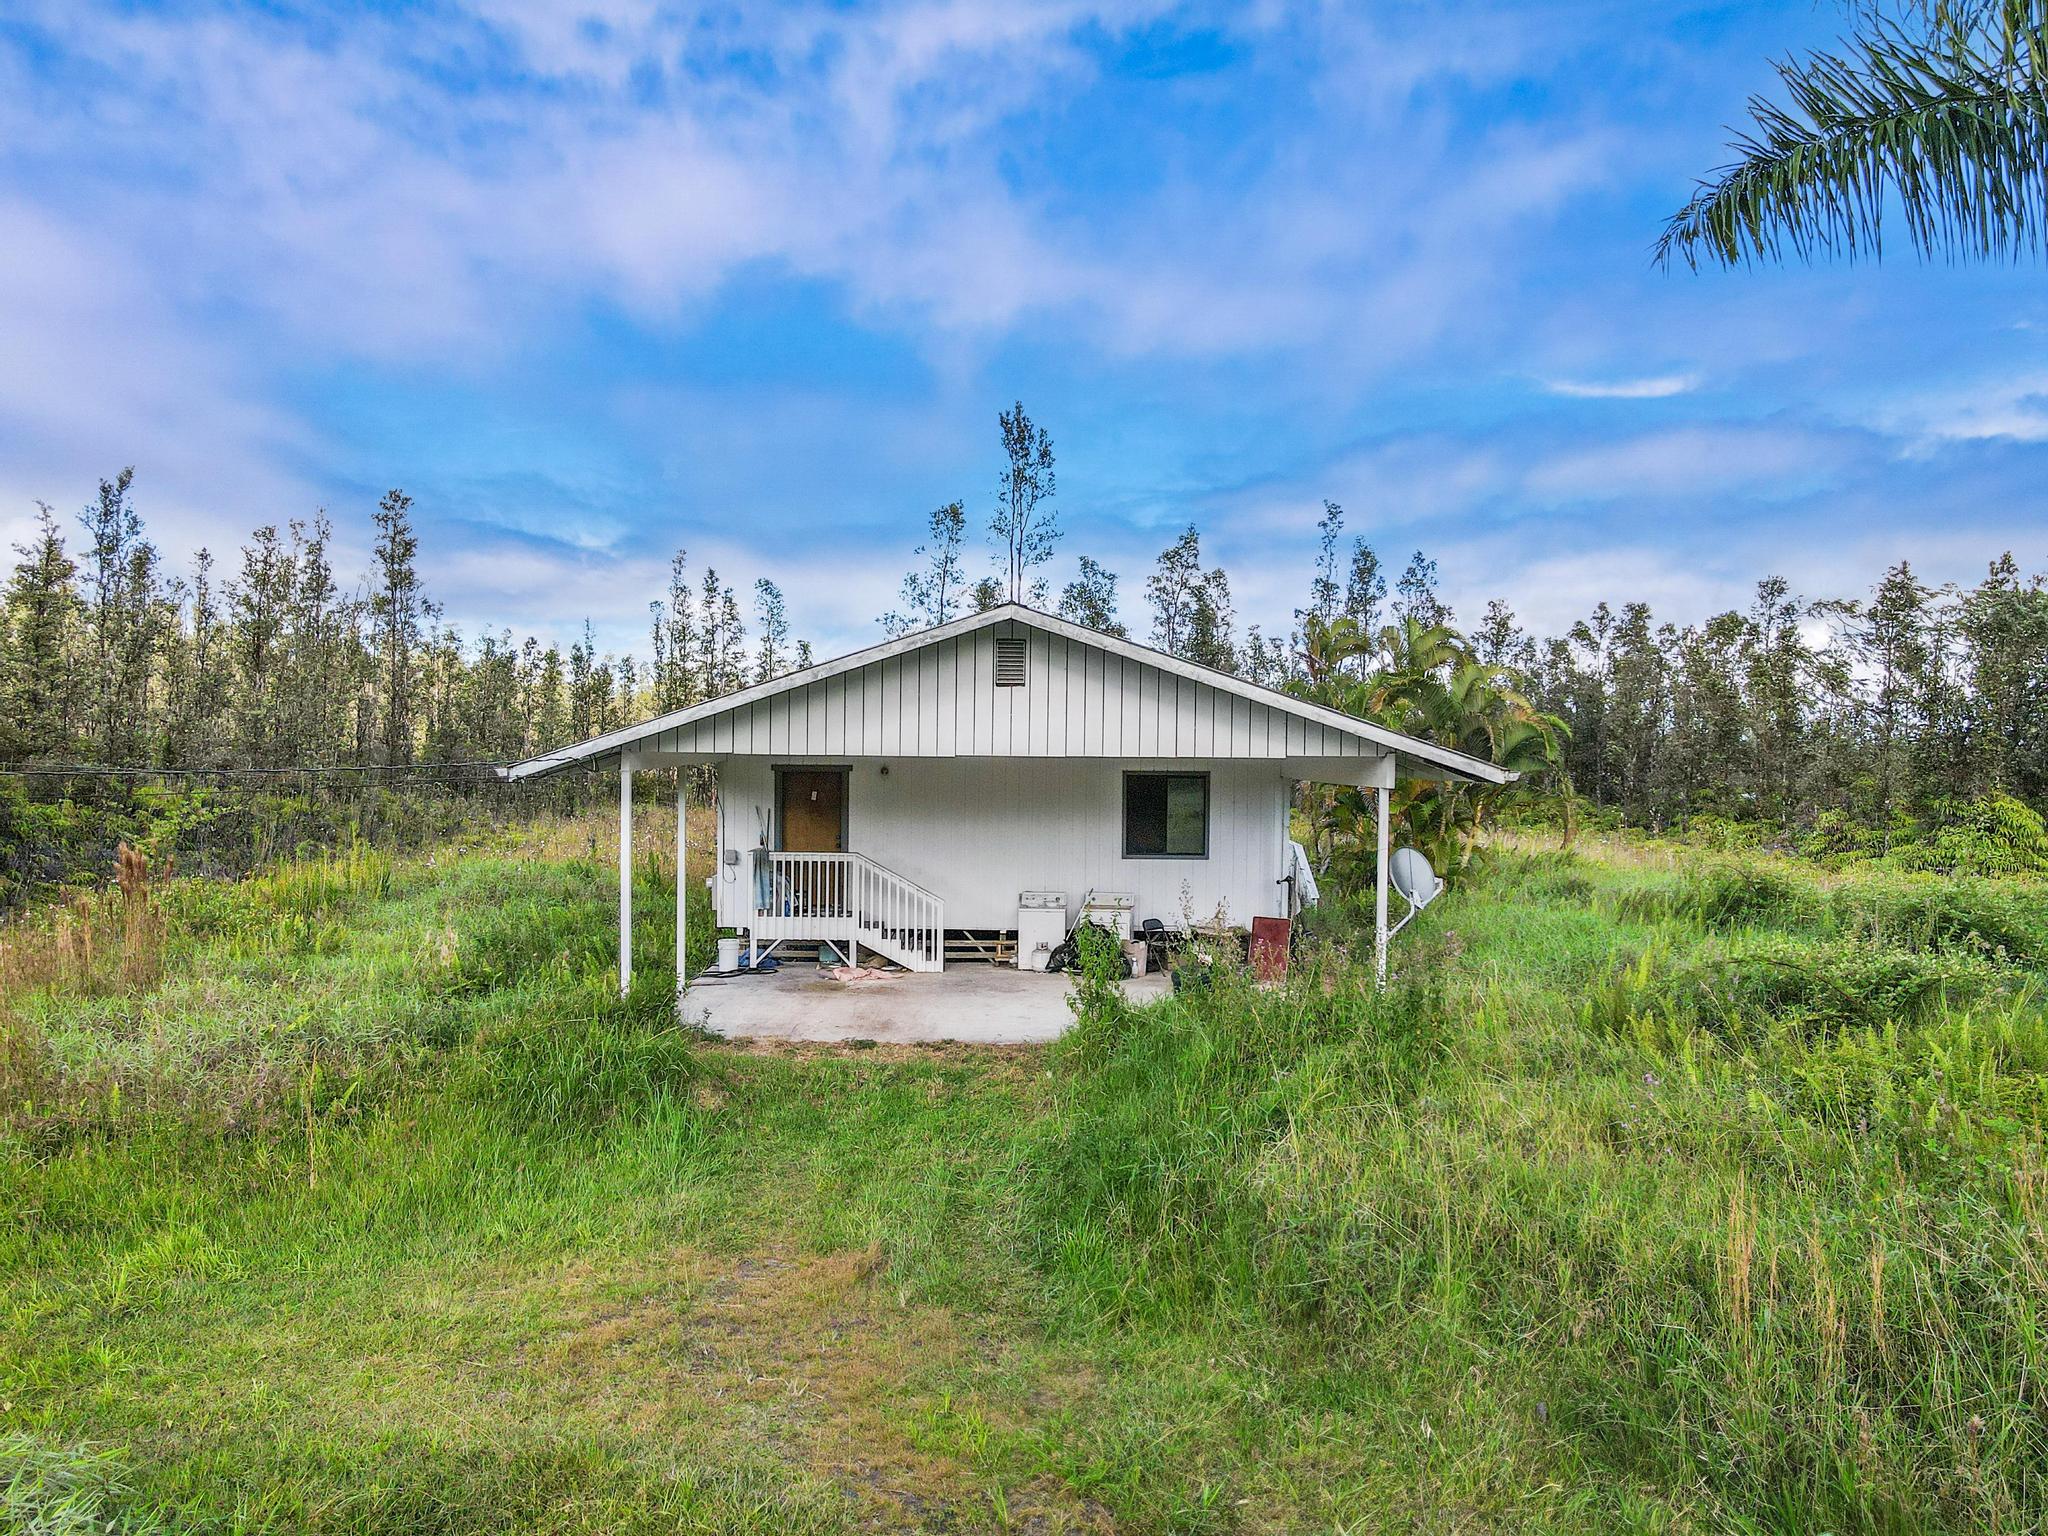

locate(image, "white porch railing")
[[748, 850, 943, 972]]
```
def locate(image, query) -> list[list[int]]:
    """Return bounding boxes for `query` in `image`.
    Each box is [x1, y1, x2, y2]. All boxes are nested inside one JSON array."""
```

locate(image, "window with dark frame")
[[1123, 771, 1209, 858]]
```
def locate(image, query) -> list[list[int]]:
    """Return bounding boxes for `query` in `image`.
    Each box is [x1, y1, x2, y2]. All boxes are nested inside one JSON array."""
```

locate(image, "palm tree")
[[1369, 654, 1566, 870], [1296, 612, 1369, 693], [1289, 618, 1566, 877], [1659, 1, 2048, 269]]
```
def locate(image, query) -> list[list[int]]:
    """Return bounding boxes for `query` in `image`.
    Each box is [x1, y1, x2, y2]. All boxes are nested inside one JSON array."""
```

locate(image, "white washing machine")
[[1079, 889, 1136, 943], [1017, 890, 1067, 971]]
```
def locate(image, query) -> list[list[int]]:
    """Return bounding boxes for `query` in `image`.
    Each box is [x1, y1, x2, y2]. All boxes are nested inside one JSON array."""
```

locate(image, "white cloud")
[[1205, 420, 1844, 539], [1445, 541, 1733, 638], [10, 0, 2017, 676], [0, 198, 324, 562], [1883, 371, 2048, 446], [0, 0, 1623, 631], [1, 0, 1610, 370], [1521, 424, 1841, 503], [1542, 373, 1700, 399]]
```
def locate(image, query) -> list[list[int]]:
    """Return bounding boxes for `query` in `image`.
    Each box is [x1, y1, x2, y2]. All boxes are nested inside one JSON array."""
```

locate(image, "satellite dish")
[[1386, 847, 1441, 940], [1389, 847, 1441, 910]]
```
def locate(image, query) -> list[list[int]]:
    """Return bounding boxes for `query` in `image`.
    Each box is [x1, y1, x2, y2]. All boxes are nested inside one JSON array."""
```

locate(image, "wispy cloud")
[[1542, 373, 1700, 399], [0, 1, 1593, 368], [0, 196, 326, 563], [1521, 424, 1844, 503], [1885, 372, 2048, 446]]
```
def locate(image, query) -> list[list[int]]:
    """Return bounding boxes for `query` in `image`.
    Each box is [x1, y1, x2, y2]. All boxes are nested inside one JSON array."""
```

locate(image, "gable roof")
[[502, 604, 1512, 785]]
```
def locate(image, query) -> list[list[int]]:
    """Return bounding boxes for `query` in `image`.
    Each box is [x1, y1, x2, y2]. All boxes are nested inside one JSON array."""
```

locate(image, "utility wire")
[[1, 759, 530, 781], [0, 749, 625, 782]]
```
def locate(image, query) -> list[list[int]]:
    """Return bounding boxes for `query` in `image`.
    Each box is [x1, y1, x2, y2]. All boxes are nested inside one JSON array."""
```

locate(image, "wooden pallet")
[[943, 929, 1017, 965], [750, 932, 1019, 966]]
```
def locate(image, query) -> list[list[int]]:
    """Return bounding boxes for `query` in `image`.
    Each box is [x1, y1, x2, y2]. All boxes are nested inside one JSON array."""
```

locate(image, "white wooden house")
[[503, 604, 1511, 991]]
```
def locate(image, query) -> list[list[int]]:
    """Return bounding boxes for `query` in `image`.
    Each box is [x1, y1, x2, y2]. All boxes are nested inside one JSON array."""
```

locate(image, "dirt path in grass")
[[520, 1242, 1112, 1532], [195, 1233, 1115, 1533]]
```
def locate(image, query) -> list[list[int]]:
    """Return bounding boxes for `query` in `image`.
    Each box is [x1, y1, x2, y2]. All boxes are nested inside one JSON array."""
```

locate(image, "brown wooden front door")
[[777, 769, 847, 853]]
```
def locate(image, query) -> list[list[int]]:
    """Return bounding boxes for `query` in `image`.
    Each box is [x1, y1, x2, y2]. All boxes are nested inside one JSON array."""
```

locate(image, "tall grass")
[[4, 820, 2045, 1531], [1024, 848, 2048, 1530], [0, 824, 707, 1150], [0, 1434, 168, 1536], [1612, 851, 2046, 966], [1028, 950, 1447, 1332]]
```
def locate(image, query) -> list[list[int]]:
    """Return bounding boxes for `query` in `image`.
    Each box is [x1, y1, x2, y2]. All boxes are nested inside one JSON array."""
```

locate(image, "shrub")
[[1889, 794, 2048, 877], [1793, 807, 1885, 864], [1830, 877, 2047, 967], [1066, 918, 1132, 1026], [0, 777, 510, 914], [1682, 813, 1772, 851]]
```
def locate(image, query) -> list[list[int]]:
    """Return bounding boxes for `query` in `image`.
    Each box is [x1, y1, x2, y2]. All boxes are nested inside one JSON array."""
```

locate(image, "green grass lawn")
[[3, 814, 2045, 1533]]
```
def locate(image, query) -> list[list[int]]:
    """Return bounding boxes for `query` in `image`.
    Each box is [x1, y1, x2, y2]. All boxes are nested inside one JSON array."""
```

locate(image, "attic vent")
[[994, 636, 1028, 687]]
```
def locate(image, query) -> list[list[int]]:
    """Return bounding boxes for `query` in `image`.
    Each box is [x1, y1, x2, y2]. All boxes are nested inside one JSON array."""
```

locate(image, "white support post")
[[618, 750, 634, 997], [684, 765, 700, 1011], [1375, 785, 1390, 986], [1364, 753, 1394, 988]]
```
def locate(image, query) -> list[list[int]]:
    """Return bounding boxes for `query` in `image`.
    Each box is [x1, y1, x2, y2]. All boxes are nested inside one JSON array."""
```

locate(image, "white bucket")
[[716, 937, 743, 973]]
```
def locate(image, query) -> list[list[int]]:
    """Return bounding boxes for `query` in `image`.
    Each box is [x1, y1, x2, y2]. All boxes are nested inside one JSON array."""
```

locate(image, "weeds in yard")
[[0, 1011, 52, 1134], [1029, 949, 1448, 1332], [3, 822, 2046, 1532], [460, 1006, 708, 1133], [1, 894, 111, 999], [113, 843, 163, 991], [0, 1433, 166, 1535], [1023, 849, 2048, 1529]]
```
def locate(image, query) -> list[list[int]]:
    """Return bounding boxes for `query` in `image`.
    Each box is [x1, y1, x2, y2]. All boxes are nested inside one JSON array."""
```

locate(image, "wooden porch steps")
[[749, 849, 944, 972]]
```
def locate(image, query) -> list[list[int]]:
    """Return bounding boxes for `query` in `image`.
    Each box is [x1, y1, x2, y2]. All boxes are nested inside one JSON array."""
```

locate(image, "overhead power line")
[[0, 749, 642, 783], [0, 759, 522, 781]]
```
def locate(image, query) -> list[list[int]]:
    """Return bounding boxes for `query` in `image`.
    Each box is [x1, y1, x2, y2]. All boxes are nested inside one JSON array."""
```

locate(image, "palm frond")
[[1658, 0, 2048, 268]]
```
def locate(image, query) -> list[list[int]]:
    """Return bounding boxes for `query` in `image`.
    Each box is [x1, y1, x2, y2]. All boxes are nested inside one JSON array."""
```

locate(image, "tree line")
[[0, 470, 808, 773], [4, 409, 2043, 862], [877, 411, 2046, 852]]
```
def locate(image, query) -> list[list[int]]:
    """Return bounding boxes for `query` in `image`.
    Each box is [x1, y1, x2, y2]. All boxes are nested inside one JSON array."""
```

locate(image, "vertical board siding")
[[664, 626, 1372, 760], [713, 756, 1291, 932]]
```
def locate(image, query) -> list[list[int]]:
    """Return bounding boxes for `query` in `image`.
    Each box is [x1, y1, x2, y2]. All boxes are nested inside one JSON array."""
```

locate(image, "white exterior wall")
[[651, 618, 1372, 762], [712, 756, 1290, 933]]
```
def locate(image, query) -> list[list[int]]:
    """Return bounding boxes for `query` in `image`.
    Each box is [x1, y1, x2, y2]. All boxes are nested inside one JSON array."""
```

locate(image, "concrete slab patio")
[[683, 962, 1170, 1044]]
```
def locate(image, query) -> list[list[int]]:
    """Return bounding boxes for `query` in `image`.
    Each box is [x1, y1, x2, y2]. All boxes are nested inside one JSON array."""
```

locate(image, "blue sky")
[[2, 0, 2042, 660]]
